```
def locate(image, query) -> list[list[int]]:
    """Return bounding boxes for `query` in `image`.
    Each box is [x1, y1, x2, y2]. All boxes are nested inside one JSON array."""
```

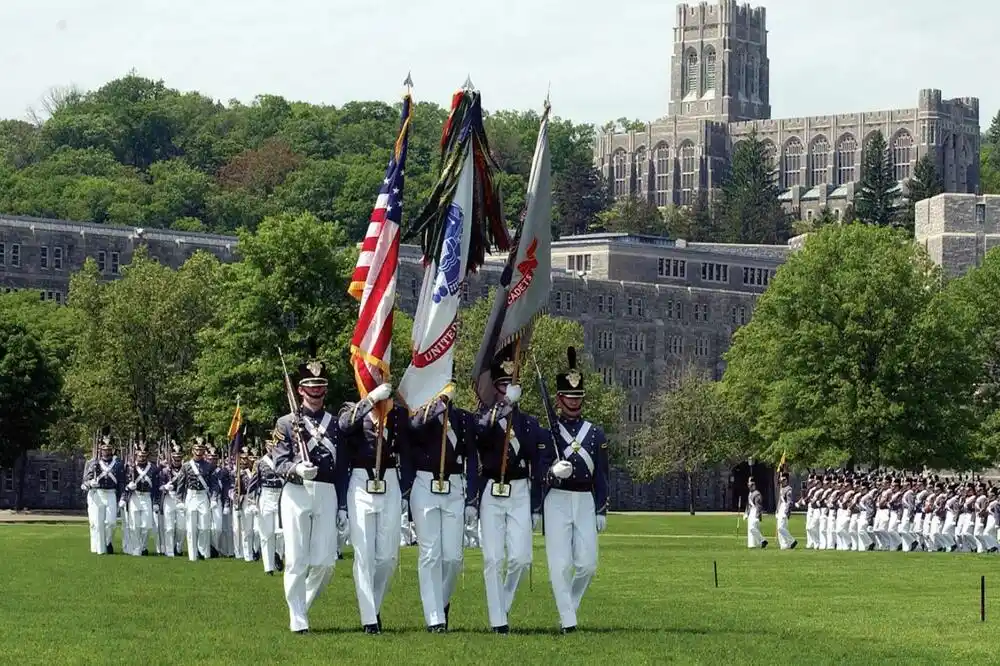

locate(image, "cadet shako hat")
[[297, 337, 328, 389], [490, 343, 517, 384], [556, 346, 585, 398], [99, 425, 113, 448]]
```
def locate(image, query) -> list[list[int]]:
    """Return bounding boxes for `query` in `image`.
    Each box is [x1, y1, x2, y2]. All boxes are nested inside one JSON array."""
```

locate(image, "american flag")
[[348, 93, 411, 398]]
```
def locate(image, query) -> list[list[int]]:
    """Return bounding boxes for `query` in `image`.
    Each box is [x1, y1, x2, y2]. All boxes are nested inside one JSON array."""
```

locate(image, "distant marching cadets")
[[743, 471, 1000, 554]]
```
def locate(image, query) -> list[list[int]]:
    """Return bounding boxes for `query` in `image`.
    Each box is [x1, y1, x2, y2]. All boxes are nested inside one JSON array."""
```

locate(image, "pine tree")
[[903, 154, 945, 237], [987, 110, 1000, 148], [854, 131, 900, 227], [717, 130, 788, 244]]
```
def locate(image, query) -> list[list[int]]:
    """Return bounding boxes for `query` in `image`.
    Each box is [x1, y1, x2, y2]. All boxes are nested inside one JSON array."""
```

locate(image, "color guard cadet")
[[271, 349, 347, 634], [253, 433, 286, 575], [776, 473, 796, 550], [123, 440, 159, 556], [183, 436, 215, 561], [473, 345, 547, 634], [159, 441, 187, 557], [537, 347, 608, 633], [745, 479, 766, 549], [337, 382, 409, 634], [407, 388, 478, 633], [81, 428, 124, 554]]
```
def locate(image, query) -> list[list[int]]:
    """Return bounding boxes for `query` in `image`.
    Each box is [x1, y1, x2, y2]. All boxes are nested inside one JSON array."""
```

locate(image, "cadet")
[[407, 388, 478, 633], [233, 447, 257, 562], [473, 344, 547, 634], [537, 347, 608, 633], [159, 441, 187, 557], [183, 436, 215, 561], [206, 442, 229, 558], [271, 347, 347, 634], [253, 434, 286, 575], [746, 479, 766, 549], [337, 382, 409, 634], [776, 473, 796, 550], [81, 428, 124, 554], [124, 440, 159, 556]]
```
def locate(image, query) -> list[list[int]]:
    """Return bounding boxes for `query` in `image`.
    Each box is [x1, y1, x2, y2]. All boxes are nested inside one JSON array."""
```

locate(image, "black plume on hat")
[[297, 336, 329, 388], [489, 343, 517, 383], [556, 346, 585, 397]]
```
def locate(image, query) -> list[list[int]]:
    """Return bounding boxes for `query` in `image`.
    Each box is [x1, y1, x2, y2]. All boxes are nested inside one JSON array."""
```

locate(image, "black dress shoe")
[[761, 540, 768, 549], [427, 624, 446, 633], [790, 540, 798, 550], [141, 548, 149, 556], [492, 625, 509, 634], [197, 554, 205, 561], [364, 624, 381, 635], [210, 546, 219, 558], [106, 544, 114, 555], [561, 626, 577, 634], [376, 614, 382, 632], [294, 629, 309, 635], [266, 571, 274, 576], [275, 554, 284, 571], [444, 603, 450, 630]]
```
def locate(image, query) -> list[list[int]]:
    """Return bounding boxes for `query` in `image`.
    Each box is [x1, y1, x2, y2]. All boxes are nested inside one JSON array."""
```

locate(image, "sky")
[[1, 0, 997, 128]]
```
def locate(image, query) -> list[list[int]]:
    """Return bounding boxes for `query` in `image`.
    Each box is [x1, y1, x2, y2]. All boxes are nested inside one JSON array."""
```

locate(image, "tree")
[[592, 196, 665, 235], [451, 288, 625, 440], [791, 207, 838, 236], [0, 320, 61, 509], [717, 130, 788, 244], [722, 224, 980, 470], [630, 369, 741, 514], [553, 160, 610, 236], [905, 154, 945, 230], [854, 131, 901, 228]]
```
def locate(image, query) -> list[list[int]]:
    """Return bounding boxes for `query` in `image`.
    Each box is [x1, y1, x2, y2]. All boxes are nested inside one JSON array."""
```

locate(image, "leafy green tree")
[[717, 130, 788, 244], [630, 369, 742, 514], [905, 153, 945, 229], [592, 196, 665, 235], [722, 224, 980, 470], [854, 131, 901, 228], [553, 160, 610, 237]]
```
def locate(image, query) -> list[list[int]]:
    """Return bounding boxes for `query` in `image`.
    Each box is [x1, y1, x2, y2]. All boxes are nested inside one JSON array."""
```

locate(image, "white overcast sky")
[[1, 0, 996, 128]]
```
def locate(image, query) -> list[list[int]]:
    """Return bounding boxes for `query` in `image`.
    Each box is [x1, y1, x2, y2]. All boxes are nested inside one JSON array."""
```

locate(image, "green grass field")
[[2, 514, 997, 665]]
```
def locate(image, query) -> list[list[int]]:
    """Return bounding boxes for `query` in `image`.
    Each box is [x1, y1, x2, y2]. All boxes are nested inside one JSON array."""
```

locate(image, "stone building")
[[593, 0, 980, 227], [0, 451, 87, 511], [915, 193, 1000, 278]]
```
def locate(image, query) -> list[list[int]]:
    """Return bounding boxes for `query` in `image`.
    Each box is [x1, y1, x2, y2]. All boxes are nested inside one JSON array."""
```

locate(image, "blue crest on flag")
[[432, 203, 464, 303]]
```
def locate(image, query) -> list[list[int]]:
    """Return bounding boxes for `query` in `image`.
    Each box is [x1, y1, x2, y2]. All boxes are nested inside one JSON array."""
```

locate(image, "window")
[[736, 49, 746, 96], [667, 335, 683, 356], [693, 303, 709, 322], [694, 338, 710, 357], [704, 47, 716, 90], [410, 278, 417, 298], [666, 300, 683, 320], [892, 131, 913, 181], [11, 244, 20, 268], [634, 148, 646, 196], [40, 246, 49, 269], [626, 296, 644, 317], [39, 468, 47, 493], [746, 55, 757, 97], [654, 143, 670, 206], [597, 294, 615, 315], [761, 141, 776, 173], [567, 254, 592, 274], [627, 438, 640, 458], [680, 143, 696, 205], [836, 135, 857, 185], [742, 266, 770, 287], [701, 262, 728, 283], [783, 138, 803, 188], [600, 367, 614, 386], [50, 469, 60, 492], [98, 251, 107, 273], [613, 150, 628, 197], [554, 291, 574, 313], [627, 403, 644, 423], [626, 333, 647, 353], [626, 368, 646, 388], [111, 252, 120, 275], [2, 468, 12, 492], [658, 258, 686, 279], [0, 243, 4, 266], [685, 50, 699, 96], [54, 292, 62, 305], [598, 330, 615, 351], [731, 305, 748, 325], [810, 136, 829, 186], [53, 247, 63, 270]]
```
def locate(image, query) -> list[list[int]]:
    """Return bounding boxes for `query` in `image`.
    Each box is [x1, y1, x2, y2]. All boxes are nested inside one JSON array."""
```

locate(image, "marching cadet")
[[337, 382, 410, 635], [123, 440, 159, 556], [776, 473, 796, 550], [834, 481, 852, 550], [899, 479, 916, 552], [271, 348, 348, 634], [913, 479, 929, 552], [984, 488, 1000, 553], [253, 434, 286, 575], [159, 441, 187, 557], [407, 388, 478, 633], [81, 428, 124, 554], [183, 436, 215, 561], [206, 442, 229, 558], [537, 347, 608, 633], [942, 484, 960, 552], [233, 447, 257, 563], [745, 479, 766, 549], [973, 483, 989, 553], [473, 345, 548, 634]]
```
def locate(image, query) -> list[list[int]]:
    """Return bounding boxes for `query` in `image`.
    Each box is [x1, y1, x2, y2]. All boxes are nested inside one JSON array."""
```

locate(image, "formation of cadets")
[[81, 345, 611, 635], [746, 472, 1000, 553]]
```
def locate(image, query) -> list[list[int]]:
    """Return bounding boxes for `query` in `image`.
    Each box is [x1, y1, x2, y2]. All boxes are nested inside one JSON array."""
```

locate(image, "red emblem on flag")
[[506, 238, 539, 306]]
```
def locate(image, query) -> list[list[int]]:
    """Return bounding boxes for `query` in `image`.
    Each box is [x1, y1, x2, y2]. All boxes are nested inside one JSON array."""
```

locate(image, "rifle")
[[530, 351, 562, 462], [277, 347, 311, 462]]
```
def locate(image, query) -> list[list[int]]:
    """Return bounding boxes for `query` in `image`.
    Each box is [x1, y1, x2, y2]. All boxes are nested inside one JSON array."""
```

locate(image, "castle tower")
[[668, 0, 772, 122]]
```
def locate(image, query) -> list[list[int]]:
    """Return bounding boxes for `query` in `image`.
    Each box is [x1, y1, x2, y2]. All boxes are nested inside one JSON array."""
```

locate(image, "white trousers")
[[280, 480, 339, 632], [543, 489, 597, 629], [234, 498, 257, 562], [127, 492, 154, 555], [480, 479, 532, 628], [210, 500, 225, 554], [258, 488, 284, 572], [185, 490, 211, 561], [410, 471, 465, 627], [349, 469, 402, 627], [817, 512, 828, 549], [88, 489, 117, 554], [848, 515, 860, 551], [776, 514, 794, 549], [973, 516, 986, 553], [984, 516, 999, 552], [835, 509, 851, 550], [856, 516, 873, 551], [747, 513, 763, 548], [805, 508, 815, 548], [942, 513, 958, 550], [162, 493, 185, 556], [912, 513, 925, 549]]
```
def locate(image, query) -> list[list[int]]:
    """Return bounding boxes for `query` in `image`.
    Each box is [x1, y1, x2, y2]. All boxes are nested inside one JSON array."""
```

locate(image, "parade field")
[[1, 513, 995, 665]]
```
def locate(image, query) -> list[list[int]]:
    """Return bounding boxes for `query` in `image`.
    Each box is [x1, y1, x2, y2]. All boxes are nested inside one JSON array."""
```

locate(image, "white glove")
[[506, 384, 522, 404], [369, 383, 393, 403], [337, 509, 349, 531], [248, 505, 259, 516], [531, 513, 542, 531], [118, 499, 126, 509], [295, 462, 318, 480], [127, 482, 137, 491], [464, 506, 478, 528], [223, 506, 230, 516], [161, 483, 173, 492], [551, 460, 573, 479], [210, 499, 219, 509], [88, 479, 99, 489], [80, 483, 89, 491], [596, 514, 607, 533]]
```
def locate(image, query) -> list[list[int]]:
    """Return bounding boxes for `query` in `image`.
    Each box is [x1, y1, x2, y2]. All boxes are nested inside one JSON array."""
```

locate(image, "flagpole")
[[497, 337, 524, 486]]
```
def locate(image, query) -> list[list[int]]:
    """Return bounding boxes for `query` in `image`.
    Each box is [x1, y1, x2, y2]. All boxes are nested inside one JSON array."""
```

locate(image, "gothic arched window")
[[686, 50, 699, 96], [679, 142, 696, 205], [612, 149, 628, 197], [809, 136, 829, 186], [704, 47, 716, 90], [836, 134, 857, 185], [892, 130, 913, 181], [782, 138, 803, 188], [634, 147, 647, 195], [654, 142, 670, 206]]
